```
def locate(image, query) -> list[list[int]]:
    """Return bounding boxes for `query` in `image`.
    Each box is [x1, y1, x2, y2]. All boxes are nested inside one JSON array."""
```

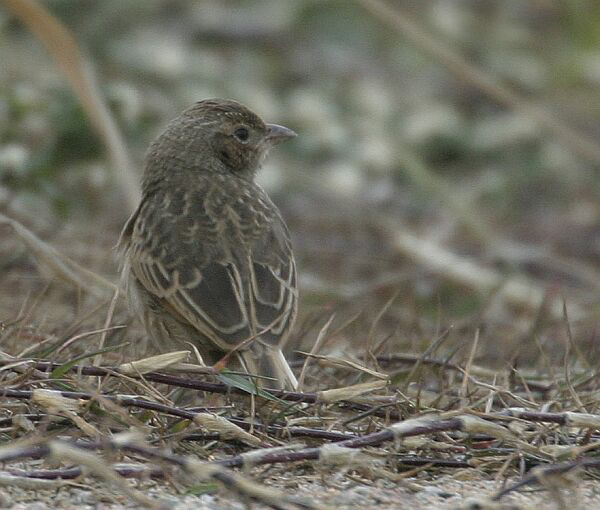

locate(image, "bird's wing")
[[244, 209, 298, 347], [127, 187, 297, 351]]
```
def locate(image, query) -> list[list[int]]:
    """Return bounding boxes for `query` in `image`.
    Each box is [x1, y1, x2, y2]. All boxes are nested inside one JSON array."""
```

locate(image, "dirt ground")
[[2, 469, 599, 509]]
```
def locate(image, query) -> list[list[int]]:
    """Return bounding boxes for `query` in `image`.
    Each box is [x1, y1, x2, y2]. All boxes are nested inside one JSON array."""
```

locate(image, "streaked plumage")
[[119, 99, 298, 389]]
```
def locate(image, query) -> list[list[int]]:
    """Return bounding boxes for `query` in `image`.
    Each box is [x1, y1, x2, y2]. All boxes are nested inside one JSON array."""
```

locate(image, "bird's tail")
[[238, 344, 298, 391]]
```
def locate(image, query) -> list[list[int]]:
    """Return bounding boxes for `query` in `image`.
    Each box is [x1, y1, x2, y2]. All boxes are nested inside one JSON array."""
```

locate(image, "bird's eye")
[[234, 127, 249, 142]]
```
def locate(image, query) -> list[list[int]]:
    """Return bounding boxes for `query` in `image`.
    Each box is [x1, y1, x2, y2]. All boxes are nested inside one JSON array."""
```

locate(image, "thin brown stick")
[[2, 0, 140, 211], [0, 388, 355, 442]]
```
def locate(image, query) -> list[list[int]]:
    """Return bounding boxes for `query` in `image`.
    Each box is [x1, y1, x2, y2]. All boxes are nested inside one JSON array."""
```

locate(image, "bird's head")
[[146, 98, 296, 182]]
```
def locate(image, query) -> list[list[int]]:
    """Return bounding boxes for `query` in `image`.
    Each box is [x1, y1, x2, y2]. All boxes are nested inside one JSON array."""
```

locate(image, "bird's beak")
[[265, 123, 297, 144]]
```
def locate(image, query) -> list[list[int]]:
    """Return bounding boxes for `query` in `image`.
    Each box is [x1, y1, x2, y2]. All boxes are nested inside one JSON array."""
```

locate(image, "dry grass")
[[1, 217, 600, 509]]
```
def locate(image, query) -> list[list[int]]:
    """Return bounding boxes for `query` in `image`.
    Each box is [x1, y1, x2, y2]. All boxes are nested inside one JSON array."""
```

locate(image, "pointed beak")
[[265, 123, 297, 144]]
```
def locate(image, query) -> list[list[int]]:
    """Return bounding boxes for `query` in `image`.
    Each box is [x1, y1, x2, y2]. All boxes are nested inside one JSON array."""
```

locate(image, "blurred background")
[[1, 0, 600, 375]]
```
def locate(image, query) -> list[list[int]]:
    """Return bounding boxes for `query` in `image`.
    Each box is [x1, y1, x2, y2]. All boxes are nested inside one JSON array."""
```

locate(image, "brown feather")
[[120, 99, 298, 389]]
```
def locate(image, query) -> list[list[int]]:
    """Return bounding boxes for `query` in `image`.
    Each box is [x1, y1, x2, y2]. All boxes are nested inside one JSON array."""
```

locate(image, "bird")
[[118, 98, 299, 390]]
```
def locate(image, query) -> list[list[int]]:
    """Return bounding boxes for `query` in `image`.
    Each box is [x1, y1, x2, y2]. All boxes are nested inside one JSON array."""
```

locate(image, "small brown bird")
[[119, 99, 298, 389]]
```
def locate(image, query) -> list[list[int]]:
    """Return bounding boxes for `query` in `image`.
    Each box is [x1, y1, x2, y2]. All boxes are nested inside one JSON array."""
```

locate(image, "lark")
[[119, 99, 298, 389]]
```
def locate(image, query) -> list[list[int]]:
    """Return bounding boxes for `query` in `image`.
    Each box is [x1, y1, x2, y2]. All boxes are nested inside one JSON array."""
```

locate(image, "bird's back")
[[121, 172, 298, 357]]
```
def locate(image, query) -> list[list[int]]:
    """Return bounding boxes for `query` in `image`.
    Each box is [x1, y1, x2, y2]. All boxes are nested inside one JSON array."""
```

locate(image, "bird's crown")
[[181, 98, 266, 131]]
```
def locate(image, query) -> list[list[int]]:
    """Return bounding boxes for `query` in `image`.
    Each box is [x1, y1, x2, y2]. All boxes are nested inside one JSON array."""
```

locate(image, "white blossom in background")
[[322, 161, 364, 197], [0, 144, 29, 173], [471, 113, 538, 151], [403, 104, 463, 144]]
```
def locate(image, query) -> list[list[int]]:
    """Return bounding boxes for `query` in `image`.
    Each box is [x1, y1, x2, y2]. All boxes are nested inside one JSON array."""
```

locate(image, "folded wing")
[[126, 189, 297, 352]]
